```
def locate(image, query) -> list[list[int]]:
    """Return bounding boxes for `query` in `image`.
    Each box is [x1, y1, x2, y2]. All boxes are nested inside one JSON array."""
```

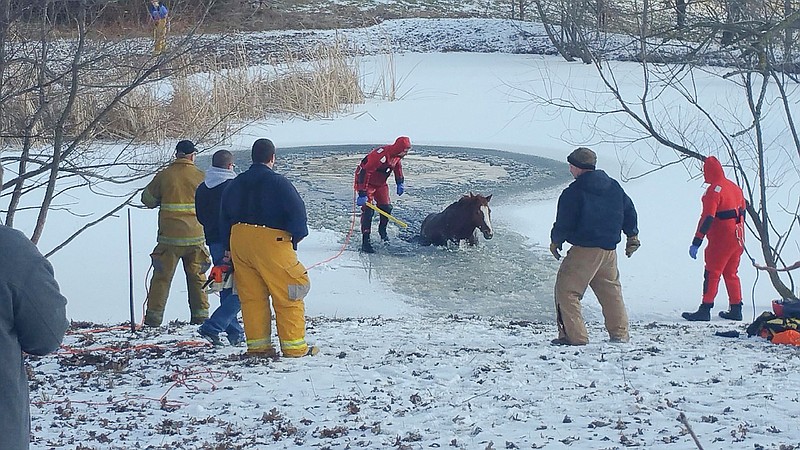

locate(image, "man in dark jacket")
[[220, 139, 316, 357], [549, 147, 640, 346], [0, 225, 69, 450], [196, 150, 244, 346]]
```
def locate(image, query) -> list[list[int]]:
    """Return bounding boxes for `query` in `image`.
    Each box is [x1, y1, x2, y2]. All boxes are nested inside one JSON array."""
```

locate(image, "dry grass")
[[1, 40, 364, 146], [264, 39, 364, 118]]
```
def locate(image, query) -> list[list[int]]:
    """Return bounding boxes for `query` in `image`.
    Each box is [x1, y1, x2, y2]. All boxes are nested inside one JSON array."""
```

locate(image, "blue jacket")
[[550, 169, 638, 250], [0, 225, 68, 450], [220, 164, 308, 250], [149, 4, 168, 20]]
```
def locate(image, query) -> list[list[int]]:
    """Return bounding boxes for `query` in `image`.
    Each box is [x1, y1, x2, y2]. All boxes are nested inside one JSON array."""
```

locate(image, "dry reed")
[[1, 40, 365, 146]]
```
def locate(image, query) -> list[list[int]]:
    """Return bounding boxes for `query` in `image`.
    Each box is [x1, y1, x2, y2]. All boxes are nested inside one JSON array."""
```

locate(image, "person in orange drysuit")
[[353, 136, 411, 253], [682, 156, 747, 321]]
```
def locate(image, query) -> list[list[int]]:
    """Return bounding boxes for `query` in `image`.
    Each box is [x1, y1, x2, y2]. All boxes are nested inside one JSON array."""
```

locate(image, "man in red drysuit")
[[353, 136, 411, 253], [682, 156, 748, 321]]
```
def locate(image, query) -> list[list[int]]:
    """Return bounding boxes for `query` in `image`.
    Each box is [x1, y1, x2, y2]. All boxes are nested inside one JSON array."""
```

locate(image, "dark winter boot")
[[377, 204, 392, 242], [361, 234, 375, 253], [378, 224, 389, 242], [682, 303, 713, 322], [719, 303, 743, 321]]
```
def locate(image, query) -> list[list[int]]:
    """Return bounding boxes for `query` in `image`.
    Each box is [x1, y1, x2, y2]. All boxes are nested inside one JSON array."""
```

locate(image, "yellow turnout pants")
[[554, 245, 629, 344], [230, 224, 311, 357], [145, 243, 210, 326], [153, 19, 167, 55]]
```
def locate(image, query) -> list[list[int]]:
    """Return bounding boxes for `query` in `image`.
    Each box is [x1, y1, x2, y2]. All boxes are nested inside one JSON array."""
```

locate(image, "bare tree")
[[532, 0, 598, 63], [527, 0, 800, 299], [0, 1, 232, 253]]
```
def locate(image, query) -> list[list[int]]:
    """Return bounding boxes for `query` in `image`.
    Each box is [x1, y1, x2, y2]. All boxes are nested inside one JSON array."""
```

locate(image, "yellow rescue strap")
[[366, 202, 408, 228]]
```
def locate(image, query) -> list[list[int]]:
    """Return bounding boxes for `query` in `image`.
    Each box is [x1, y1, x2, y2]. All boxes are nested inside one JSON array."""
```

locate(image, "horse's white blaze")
[[480, 205, 493, 234]]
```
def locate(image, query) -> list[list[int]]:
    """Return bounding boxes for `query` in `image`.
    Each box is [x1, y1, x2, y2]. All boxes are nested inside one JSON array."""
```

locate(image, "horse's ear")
[[485, 194, 492, 202]]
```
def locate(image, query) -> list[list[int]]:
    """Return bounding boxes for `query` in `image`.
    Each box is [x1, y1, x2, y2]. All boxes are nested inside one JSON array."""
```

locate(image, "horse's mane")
[[457, 192, 489, 205]]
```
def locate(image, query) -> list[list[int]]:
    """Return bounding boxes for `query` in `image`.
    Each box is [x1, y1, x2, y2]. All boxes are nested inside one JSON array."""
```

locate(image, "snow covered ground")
[[22, 18, 800, 450]]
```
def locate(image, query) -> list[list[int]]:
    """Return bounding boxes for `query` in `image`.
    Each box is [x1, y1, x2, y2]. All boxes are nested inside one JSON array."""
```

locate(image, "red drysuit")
[[692, 156, 747, 305], [353, 137, 410, 234]]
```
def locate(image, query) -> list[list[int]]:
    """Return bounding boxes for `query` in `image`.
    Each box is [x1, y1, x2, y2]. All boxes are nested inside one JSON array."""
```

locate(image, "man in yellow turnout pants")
[[220, 139, 317, 357], [148, 0, 169, 55], [141, 140, 210, 326]]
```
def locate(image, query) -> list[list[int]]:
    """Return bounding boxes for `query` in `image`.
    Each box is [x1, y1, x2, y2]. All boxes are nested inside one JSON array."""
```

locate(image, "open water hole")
[[200, 145, 571, 322]]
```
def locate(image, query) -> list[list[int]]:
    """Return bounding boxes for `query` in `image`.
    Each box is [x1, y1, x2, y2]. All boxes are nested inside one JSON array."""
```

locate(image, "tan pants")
[[153, 19, 167, 55], [230, 224, 311, 357], [554, 246, 629, 344], [145, 243, 210, 326]]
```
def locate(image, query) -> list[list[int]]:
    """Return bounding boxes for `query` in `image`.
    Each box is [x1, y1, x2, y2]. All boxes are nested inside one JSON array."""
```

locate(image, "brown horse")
[[420, 193, 493, 246]]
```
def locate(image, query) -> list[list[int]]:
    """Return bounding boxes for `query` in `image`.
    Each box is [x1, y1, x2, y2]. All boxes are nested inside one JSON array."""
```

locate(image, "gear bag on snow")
[[746, 311, 800, 340]]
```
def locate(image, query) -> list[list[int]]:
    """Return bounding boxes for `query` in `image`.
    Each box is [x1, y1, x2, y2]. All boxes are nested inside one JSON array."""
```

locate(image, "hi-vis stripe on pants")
[[230, 224, 311, 357]]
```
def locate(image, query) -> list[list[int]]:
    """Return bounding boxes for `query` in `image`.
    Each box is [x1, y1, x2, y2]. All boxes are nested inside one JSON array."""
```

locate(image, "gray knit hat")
[[567, 147, 597, 170]]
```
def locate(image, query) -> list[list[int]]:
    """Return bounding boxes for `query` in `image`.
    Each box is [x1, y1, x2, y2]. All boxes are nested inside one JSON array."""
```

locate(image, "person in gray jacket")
[[0, 224, 69, 450]]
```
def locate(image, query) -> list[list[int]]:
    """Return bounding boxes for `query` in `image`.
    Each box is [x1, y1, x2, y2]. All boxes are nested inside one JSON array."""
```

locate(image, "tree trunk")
[[676, 0, 687, 28]]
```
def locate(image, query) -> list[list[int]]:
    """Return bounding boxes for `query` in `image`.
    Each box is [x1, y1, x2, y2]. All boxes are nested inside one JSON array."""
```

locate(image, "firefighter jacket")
[[0, 225, 68, 450], [220, 164, 308, 251], [141, 158, 205, 246], [353, 136, 410, 192], [551, 169, 638, 251], [692, 156, 746, 247]]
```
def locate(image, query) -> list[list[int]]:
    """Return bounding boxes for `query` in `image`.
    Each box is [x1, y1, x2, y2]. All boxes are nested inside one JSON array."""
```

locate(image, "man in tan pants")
[[549, 147, 640, 346]]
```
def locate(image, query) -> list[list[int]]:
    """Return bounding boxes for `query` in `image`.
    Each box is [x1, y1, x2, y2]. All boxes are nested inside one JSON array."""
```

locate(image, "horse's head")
[[462, 193, 493, 240]]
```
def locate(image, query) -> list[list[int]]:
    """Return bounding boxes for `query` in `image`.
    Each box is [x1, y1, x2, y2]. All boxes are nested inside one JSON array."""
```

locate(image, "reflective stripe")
[[157, 235, 206, 246], [280, 337, 307, 350], [161, 203, 196, 212], [247, 338, 273, 350]]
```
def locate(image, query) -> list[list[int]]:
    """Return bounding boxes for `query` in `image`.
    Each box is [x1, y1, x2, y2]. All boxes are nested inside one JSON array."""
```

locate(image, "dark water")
[[199, 145, 571, 321]]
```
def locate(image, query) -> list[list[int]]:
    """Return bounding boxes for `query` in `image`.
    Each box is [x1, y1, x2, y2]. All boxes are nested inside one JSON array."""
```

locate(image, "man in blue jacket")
[[220, 139, 316, 357], [0, 224, 69, 450], [549, 147, 640, 346], [196, 150, 245, 346]]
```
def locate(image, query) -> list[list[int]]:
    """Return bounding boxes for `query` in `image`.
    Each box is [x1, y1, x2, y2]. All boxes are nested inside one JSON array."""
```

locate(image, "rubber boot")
[[378, 223, 389, 242], [719, 303, 743, 321], [361, 233, 375, 253], [377, 204, 392, 242], [682, 303, 713, 322]]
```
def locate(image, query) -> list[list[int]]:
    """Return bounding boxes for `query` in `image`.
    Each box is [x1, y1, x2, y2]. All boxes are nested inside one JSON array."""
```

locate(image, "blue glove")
[[356, 191, 368, 207], [396, 182, 405, 196], [689, 244, 700, 260]]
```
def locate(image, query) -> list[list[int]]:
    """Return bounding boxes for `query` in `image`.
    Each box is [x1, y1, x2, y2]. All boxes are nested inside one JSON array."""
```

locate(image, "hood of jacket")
[[204, 166, 236, 189], [703, 156, 725, 184], [383, 136, 411, 157]]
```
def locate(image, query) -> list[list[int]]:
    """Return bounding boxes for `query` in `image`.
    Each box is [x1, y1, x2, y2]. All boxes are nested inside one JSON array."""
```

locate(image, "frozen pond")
[[203, 145, 571, 322]]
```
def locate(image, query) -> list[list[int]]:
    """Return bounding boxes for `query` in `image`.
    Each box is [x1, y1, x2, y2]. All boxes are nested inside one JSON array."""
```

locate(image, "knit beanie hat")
[[567, 147, 597, 170]]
